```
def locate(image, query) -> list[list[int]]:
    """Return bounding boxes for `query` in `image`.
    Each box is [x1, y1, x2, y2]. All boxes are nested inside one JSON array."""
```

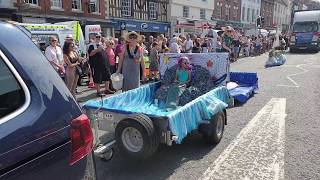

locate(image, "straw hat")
[[125, 31, 142, 42], [65, 34, 74, 41], [222, 26, 234, 32]]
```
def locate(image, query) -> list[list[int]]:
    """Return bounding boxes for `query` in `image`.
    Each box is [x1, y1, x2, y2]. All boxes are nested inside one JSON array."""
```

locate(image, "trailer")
[[83, 53, 231, 160]]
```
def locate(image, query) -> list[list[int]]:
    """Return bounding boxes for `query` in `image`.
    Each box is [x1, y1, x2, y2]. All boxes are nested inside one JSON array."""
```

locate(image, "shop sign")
[[141, 23, 148, 30], [116, 20, 169, 33]]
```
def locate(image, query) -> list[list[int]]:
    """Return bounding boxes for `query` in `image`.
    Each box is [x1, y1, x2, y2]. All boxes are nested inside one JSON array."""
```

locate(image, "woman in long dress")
[[117, 32, 146, 91]]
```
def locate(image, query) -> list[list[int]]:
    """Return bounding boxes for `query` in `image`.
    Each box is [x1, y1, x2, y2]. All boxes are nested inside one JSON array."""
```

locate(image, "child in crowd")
[[175, 56, 191, 85], [149, 42, 161, 81], [163, 47, 170, 53]]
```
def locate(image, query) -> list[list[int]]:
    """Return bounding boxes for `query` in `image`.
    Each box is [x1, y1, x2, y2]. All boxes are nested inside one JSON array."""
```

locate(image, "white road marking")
[[200, 98, 286, 180], [277, 64, 308, 88], [278, 57, 320, 88]]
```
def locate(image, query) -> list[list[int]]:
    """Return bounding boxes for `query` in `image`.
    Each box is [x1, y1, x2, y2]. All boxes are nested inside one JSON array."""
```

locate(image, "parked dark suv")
[[0, 22, 95, 179]]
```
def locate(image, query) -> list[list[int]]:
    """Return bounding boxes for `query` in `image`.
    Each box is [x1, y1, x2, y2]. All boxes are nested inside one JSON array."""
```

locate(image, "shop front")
[[171, 18, 217, 37], [113, 19, 170, 38], [0, 8, 16, 21]]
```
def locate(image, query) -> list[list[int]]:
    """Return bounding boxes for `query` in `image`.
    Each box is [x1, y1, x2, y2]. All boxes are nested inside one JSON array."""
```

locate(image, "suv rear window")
[[0, 56, 25, 118]]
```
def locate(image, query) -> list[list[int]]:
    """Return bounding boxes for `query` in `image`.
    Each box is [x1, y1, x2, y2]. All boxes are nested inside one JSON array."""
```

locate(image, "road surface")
[[85, 52, 320, 180]]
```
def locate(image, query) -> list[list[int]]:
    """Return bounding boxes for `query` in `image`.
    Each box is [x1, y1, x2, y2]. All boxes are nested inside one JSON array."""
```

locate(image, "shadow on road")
[[95, 134, 216, 180], [289, 50, 319, 54]]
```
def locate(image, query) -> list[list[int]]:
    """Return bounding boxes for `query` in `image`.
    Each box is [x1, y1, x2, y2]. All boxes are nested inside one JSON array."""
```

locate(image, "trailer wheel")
[[115, 114, 159, 160], [201, 111, 225, 145]]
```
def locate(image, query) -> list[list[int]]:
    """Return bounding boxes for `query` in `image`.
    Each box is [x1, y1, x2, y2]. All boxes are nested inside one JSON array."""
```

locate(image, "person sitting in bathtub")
[[175, 56, 192, 85]]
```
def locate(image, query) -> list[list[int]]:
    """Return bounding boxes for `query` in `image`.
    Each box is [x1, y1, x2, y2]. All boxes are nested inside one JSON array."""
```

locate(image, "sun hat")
[[125, 31, 142, 42], [65, 34, 74, 40], [223, 26, 234, 32]]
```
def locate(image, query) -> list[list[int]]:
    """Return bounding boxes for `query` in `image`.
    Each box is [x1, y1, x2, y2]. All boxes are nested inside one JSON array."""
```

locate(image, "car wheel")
[[200, 111, 225, 145], [115, 114, 159, 160]]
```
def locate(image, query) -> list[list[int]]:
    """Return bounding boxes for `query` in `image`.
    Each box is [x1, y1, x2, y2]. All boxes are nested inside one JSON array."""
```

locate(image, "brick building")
[[261, 0, 275, 29], [212, 0, 242, 29], [108, 0, 170, 38], [12, 0, 113, 36]]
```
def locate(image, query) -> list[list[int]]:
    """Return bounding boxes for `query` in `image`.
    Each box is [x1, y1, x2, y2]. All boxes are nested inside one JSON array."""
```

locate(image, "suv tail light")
[[70, 114, 93, 165]]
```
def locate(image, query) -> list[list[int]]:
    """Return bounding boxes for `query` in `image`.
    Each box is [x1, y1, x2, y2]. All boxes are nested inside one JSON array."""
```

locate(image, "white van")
[[15, 21, 86, 54], [290, 10, 320, 52]]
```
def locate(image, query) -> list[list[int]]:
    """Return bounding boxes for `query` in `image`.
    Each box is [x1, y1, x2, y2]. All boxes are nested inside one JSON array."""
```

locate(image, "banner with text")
[[159, 53, 230, 82]]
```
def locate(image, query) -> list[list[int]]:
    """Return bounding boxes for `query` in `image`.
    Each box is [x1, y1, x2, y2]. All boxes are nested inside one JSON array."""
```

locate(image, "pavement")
[[81, 51, 320, 180]]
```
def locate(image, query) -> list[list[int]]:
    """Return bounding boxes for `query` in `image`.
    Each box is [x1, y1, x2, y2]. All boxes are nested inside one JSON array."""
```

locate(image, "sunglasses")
[[129, 35, 137, 40], [51, 39, 57, 42], [96, 36, 101, 38]]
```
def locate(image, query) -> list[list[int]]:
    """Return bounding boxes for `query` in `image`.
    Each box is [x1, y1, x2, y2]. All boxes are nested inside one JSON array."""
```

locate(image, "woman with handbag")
[[63, 41, 83, 97]]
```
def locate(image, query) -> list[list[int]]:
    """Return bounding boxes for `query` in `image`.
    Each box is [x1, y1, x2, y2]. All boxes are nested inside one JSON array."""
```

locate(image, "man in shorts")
[[88, 33, 114, 96]]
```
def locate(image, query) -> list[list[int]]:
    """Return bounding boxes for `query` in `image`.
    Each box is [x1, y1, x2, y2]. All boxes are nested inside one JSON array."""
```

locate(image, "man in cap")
[[88, 33, 114, 95]]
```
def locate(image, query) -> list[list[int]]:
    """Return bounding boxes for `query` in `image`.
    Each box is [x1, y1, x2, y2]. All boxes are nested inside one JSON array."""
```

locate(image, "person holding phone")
[[88, 33, 114, 96]]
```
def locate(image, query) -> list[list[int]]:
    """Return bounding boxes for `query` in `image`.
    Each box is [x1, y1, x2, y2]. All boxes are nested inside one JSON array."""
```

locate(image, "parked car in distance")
[[0, 21, 95, 180]]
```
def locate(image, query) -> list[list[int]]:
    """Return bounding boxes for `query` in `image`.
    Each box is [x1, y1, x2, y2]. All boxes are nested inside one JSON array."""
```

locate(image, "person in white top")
[[185, 34, 193, 53], [170, 37, 181, 53], [45, 36, 65, 77], [207, 26, 218, 52]]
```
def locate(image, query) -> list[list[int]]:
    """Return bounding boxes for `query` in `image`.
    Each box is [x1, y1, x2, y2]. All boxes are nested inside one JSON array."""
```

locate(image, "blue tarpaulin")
[[83, 83, 230, 143], [228, 72, 258, 103], [265, 53, 286, 68]]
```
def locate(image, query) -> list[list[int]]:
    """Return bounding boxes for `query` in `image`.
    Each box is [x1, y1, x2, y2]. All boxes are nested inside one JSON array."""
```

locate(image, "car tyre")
[[115, 114, 159, 160]]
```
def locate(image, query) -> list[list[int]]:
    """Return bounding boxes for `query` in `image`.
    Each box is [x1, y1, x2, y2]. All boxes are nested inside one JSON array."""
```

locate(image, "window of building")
[[0, 56, 26, 119], [88, 0, 99, 13], [247, 8, 250, 22], [149, 2, 158, 20], [234, 6, 238, 19], [252, 9, 255, 22], [216, 2, 222, 19], [242, 7, 245, 21], [122, 0, 132, 17], [183, 6, 189, 18], [23, 0, 38, 5], [225, 4, 230, 20], [51, 0, 62, 8], [72, 0, 82, 10], [200, 9, 206, 19]]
